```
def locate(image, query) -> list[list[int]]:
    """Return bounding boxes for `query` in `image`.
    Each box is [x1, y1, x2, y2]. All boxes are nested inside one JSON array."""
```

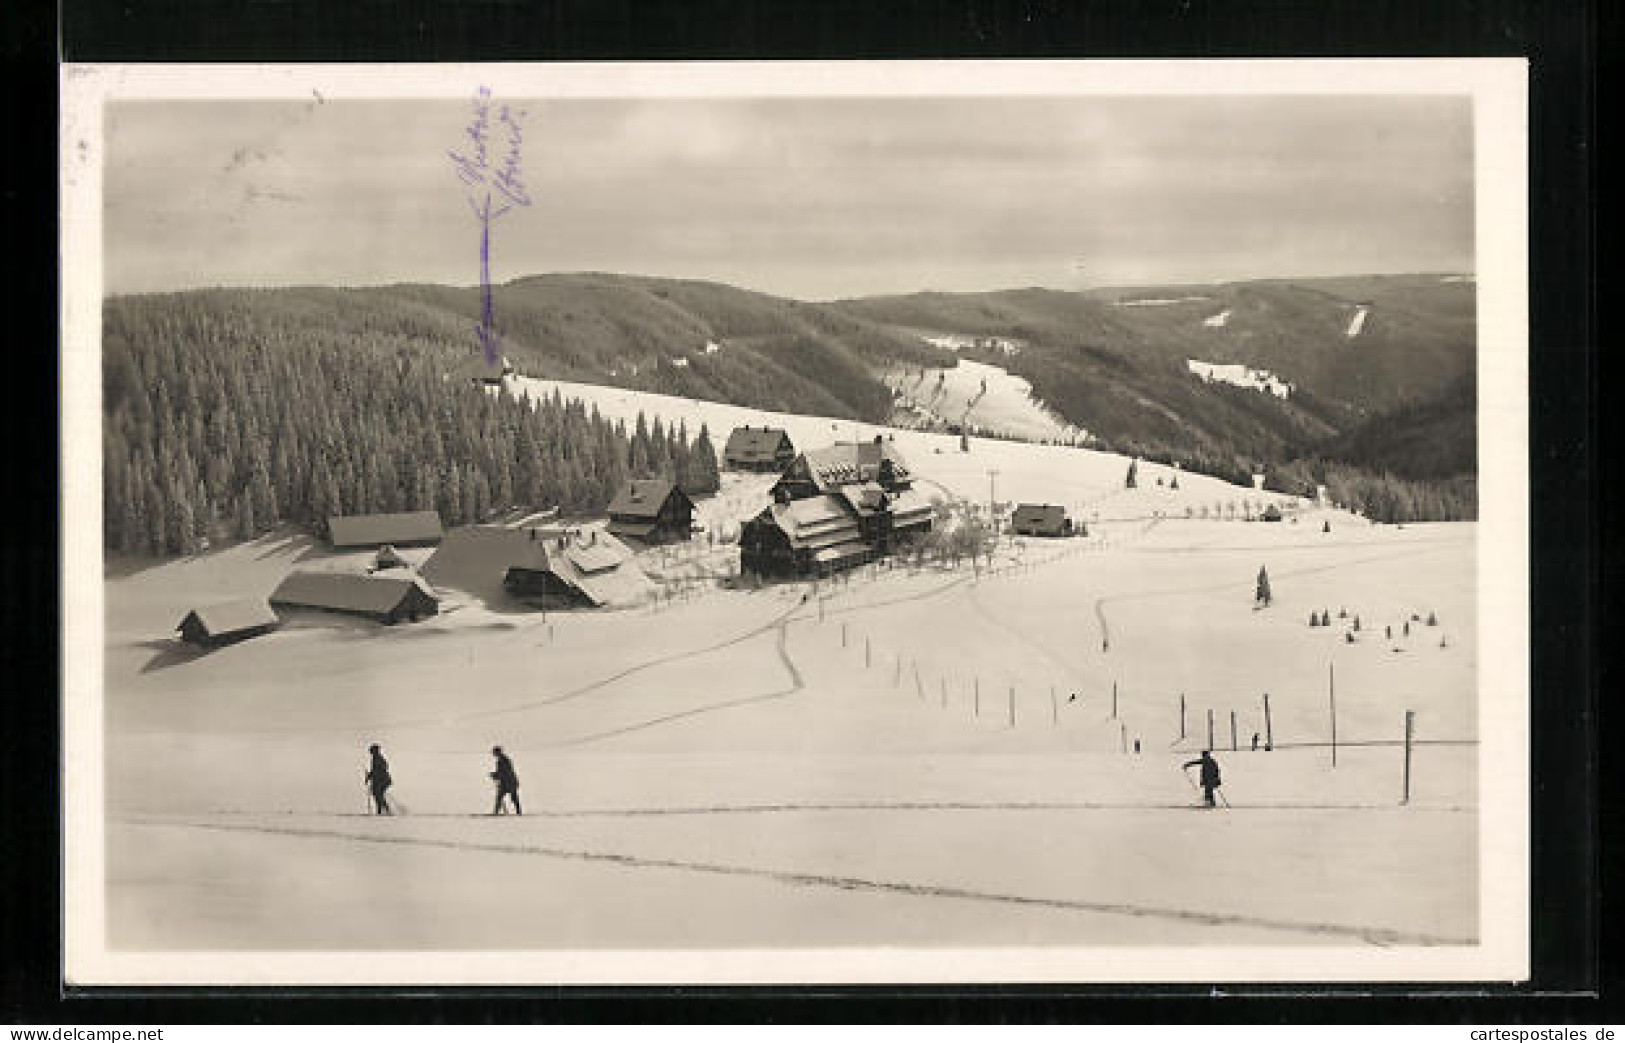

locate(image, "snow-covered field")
[[1186, 359, 1294, 399], [884, 360, 1086, 444], [102, 382, 1478, 962]]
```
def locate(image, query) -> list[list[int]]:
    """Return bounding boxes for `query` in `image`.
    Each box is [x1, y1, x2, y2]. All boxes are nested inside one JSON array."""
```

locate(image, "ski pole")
[[1216, 788, 1231, 809]]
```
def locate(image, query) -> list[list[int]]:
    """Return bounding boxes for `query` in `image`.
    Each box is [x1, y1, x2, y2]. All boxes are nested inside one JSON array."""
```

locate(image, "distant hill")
[[832, 274, 1476, 483], [105, 271, 1476, 529], [373, 273, 954, 423]]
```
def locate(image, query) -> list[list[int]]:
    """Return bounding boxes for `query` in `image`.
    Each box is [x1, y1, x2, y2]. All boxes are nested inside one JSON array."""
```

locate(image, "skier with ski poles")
[[364, 743, 393, 815], [489, 745, 522, 816], [1181, 749, 1224, 808]]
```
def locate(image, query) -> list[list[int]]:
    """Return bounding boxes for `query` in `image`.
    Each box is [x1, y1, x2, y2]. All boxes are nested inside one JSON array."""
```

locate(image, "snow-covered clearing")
[[1346, 306, 1370, 338], [105, 383, 1478, 957], [1186, 359, 1293, 399], [884, 359, 1085, 444]]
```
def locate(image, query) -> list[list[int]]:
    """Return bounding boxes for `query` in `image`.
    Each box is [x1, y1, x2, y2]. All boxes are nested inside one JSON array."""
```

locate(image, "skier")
[[1182, 750, 1223, 808], [364, 743, 393, 815], [489, 745, 522, 816]]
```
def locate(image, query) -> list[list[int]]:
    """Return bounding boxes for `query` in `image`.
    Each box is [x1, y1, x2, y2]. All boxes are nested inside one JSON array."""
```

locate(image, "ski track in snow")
[[124, 816, 1477, 947], [541, 619, 805, 748]]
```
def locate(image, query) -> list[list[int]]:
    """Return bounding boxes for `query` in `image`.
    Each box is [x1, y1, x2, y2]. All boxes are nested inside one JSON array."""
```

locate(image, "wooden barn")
[[175, 599, 281, 648], [270, 571, 440, 624], [1011, 503, 1072, 537], [606, 479, 695, 544], [327, 510, 444, 549], [723, 426, 796, 472], [741, 437, 934, 579], [420, 525, 653, 610]]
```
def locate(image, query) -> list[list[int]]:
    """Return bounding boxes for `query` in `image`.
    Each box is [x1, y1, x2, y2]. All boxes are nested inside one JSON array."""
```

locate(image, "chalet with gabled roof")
[[723, 426, 796, 472], [741, 437, 933, 579], [606, 479, 695, 544], [1011, 503, 1072, 537]]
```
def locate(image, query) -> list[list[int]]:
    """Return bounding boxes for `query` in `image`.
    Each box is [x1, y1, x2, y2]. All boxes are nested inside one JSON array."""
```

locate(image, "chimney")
[[857, 435, 882, 478]]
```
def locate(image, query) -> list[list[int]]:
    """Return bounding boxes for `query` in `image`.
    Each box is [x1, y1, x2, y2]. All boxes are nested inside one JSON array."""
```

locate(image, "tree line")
[[102, 292, 720, 558]]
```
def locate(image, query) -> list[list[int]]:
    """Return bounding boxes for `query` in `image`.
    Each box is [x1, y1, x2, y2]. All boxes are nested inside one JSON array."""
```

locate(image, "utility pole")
[[1207, 708, 1215, 750], [1262, 693, 1273, 751]]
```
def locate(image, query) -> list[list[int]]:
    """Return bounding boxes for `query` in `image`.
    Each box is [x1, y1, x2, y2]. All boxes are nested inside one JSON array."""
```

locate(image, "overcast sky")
[[104, 95, 1473, 300]]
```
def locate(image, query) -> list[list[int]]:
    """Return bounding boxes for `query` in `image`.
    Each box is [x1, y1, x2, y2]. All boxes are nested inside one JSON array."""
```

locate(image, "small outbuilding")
[[176, 599, 281, 648], [327, 510, 445, 549], [1261, 504, 1283, 522], [723, 426, 797, 472], [270, 571, 440, 624], [607, 479, 695, 544], [1010, 503, 1073, 537]]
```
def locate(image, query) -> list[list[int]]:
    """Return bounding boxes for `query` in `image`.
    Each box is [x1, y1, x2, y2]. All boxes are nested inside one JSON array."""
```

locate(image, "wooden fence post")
[[865, 636, 871, 669], [1263, 693, 1273, 751], [1180, 693, 1186, 739], [1111, 681, 1118, 720], [1329, 662, 1338, 768], [1207, 708, 1215, 750], [1402, 710, 1415, 805], [1008, 686, 1016, 728], [1230, 710, 1238, 752]]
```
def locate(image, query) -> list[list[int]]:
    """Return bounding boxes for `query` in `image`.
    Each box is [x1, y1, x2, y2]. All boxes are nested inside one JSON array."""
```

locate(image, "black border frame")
[[5, 0, 1606, 1023]]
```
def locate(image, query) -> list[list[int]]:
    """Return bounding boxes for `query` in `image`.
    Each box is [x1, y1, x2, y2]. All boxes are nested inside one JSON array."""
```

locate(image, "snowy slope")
[[885, 359, 1087, 444], [101, 379, 1478, 963]]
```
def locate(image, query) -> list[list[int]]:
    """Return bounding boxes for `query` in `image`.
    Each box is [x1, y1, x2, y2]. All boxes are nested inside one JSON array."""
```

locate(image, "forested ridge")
[[102, 290, 719, 556]]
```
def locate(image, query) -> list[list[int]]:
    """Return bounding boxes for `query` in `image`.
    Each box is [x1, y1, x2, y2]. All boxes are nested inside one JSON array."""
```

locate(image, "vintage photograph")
[[61, 61, 1528, 984]]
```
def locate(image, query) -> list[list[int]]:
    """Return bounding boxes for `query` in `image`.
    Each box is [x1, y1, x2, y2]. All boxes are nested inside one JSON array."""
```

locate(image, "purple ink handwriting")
[[449, 87, 530, 363]]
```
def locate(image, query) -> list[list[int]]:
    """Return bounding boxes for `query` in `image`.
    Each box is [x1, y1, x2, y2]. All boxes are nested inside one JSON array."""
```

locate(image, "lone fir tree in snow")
[[1125, 459, 1138, 489], [1170, 471, 1180, 490], [1255, 565, 1272, 607]]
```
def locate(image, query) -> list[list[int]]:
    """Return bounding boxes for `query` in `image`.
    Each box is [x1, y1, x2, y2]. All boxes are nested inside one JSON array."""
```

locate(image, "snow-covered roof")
[[724, 425, 793, 463], [608, 479, 688, 519], [271, 571, 438, 614], [328, 510, 444, 548], [177, 598, 280, 637]]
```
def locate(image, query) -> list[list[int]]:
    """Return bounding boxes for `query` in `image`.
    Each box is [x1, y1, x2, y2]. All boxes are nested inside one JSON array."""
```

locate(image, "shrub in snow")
[[1125, 459, 1138, 489], [1345, 631, 1356, 644], [1428, 611, 1438, 626], [1255, 566, 1272, 607], [1353, 615, 1361, 631], [1404, 621, 1411, 636], [1323, 520, 1332, 533], [1309, 612, 1320, 627]]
